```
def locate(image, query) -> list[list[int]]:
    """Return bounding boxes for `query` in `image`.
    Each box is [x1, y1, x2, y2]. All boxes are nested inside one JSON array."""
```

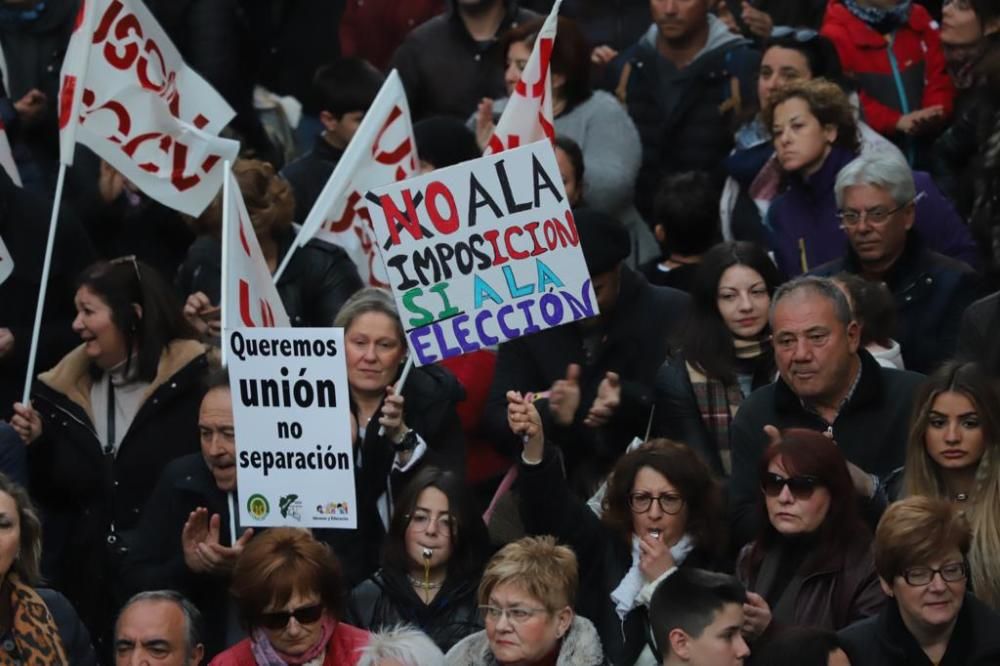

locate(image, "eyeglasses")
[[770, 27, 819, 42], [944, 0, 970, 9], [110, 254, 142, 284], [628, 493, 685, 515], [837, 193, 926, 228], [407, 511, 454, 535], [762, 473, 822, 500], [257, 604, 324, 630], [479, 605, 549, 624], [901, 562, 968, 587]]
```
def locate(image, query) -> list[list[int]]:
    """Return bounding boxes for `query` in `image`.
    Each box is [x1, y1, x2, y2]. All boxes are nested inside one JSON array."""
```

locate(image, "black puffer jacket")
[[348, 569, 482, 653], [175, 225, 362, 327], [36, 588, 98, 666]]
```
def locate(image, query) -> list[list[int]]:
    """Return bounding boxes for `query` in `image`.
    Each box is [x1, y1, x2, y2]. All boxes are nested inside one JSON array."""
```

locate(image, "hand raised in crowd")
[[590, 45, 619, 66], [0, 328, 14, 360], [10, 402, 42, 445], [13, 88, 46, 126], [741, 2, 774, 38], [379, 384, 408, 442], [896, 105, 945, 136], [98, 160, 127, 204], [548, 363, 581, 427], [584, 371, 621, 428], [181, 507, 253, 576], [742, 591, 773, 639], [638, 531, 675, 582], [182, 291, 221, 340], [475, 97, 496, 151], [507, 390, 543, 462]]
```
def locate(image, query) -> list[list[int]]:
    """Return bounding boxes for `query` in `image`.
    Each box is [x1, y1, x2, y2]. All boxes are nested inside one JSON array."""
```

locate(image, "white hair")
[[834, 152, 917, 209], [356, 625, 445, 666]]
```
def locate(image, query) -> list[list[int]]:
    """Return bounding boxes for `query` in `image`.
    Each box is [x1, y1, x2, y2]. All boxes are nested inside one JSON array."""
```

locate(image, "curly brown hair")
[[762, 78, 861, 155], [194, 159, 295, 238]]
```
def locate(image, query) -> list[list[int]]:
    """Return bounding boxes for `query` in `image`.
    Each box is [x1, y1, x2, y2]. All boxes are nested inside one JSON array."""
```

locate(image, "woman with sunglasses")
[[764, 78, 975, 276], [901, 361, 1000, 610], [213, 528, 370, 666], [506, 393, 725, 666], [839, 496, 1000, 665], [348, 467, 491, 653], [445, 535, 606, 666], [738, 429, 885, 642]]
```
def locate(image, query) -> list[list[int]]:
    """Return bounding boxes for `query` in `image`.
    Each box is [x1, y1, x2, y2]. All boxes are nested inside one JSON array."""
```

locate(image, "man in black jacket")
[[729, 276, 924, 546], [483, 209, 689, 494]]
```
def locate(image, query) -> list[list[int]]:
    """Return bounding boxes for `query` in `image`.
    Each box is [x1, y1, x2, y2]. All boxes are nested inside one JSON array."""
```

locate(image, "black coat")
[[839, 595, 1000, 666], [36, 588, 98, 666], [348, 569, 482, 653], [483, 266, 688, 491], [27, 341, 207, 642], [280, 136, 344, 225], [728, 350, 924, 547], [813, 234, 982, 374], [175, 225, 362, 327], [957, 290, 1000, 374]]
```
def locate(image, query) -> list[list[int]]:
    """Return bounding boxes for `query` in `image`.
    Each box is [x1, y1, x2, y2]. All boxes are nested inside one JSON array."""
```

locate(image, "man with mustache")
[[727, 276, 924, 546]]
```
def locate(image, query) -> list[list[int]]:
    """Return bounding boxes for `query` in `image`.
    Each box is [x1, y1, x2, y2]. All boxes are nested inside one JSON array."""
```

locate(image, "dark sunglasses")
[[761, 473, 821, 500], [257, 604, 324, 630], [770, 27, 819, 42]]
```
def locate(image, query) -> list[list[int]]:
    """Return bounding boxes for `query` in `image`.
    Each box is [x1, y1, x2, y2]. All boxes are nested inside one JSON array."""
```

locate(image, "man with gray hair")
[[729, 276, 924, 545], [357, 625, 445, 666], [813, 153, 982, 373], [114, 590, 204, 666]]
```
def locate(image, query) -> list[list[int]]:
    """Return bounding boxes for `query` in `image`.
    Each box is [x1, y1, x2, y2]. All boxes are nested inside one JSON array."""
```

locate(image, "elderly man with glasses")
[[813, 152, 983, 373]]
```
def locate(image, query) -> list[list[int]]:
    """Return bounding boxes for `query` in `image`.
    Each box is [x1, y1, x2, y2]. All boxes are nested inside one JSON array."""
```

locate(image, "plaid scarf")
[[686, 339, 767, 475], [0, 574, 69, 666]]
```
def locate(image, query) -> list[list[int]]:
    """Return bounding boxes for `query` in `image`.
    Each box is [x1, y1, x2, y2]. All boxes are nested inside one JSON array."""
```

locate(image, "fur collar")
[[37, 339, 205, 421], [445, 616, 605, 666]]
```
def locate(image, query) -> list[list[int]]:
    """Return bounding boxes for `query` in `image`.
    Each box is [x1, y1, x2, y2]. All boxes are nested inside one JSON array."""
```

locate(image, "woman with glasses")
[[838, 496, 1000, 665], [738, 429, 885, 642], [445, 535, 606, 666], [212, 528, 370, 666], [506, 393, 725, 666], [901, 361, 1000, 610], [348, 467, 491, 652], [764, 78, 975, 276], [9, 259, 206, 649], [653, 241, 783, 478]]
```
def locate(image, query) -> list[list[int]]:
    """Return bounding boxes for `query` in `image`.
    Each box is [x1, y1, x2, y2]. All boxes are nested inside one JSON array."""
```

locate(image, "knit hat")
[[413, 116, 481, 170]]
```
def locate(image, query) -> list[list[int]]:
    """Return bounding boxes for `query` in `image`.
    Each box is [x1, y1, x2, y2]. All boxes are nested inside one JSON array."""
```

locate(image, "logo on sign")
[[279, 494, 302, 521], [314, 501, 351, 521], [247, 494, 270, 520]]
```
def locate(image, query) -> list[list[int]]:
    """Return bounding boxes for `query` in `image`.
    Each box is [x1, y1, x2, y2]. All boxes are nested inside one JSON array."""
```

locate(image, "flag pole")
[[272, 239, 297, 284], [21, 163, 68, 404], [377, 356, 415, 437], [227, 491, 238, 546], [220, 161, 231, 368]]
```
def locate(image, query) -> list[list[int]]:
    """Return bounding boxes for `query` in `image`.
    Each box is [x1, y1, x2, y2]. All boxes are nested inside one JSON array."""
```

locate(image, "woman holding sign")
[[9, 258, 207, 648]]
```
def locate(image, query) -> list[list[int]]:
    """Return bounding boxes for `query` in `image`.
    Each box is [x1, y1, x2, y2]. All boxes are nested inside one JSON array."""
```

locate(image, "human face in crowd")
[[941, 0, 982, 46], [771, 98, 837, 176], [321, 111, 364, 150], [925, 391, 986, 473], [758, 47, 812, 108], [405, 486, 455, 572], [764, 456, 831, 535], [882, 550, 967, 636], [259, 589, 327, 656], [73, 285, 131, 370], [345, 312, 406, 396], [199, 387, 237, 492], [484, 582, 572, 664], [115, 599, 203, 666], [771, 290, 860, 406], [717, 265, 770, 340], [650, 0, 711, 44], [555, 146, 582, 207], [0, 492, 20, 580], [670, 603, 750, 665], [590, 267, 622, 318], [505, 40, 532, 97], [630, 466, 689, 547], [840, 184, 914, 270]]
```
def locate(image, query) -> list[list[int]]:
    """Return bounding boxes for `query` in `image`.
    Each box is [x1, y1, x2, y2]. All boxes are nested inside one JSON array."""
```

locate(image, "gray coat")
[[445, 616, 607, 666]]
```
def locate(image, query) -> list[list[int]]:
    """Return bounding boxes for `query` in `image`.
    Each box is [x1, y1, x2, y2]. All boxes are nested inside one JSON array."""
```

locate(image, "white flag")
[[294, 70, 417, 287], [0, 234, 13, 286], [484, 0, 562, 155], [57, 0, 239, 216], [0, 119, 20, 187], [223, 169, 290, 329]]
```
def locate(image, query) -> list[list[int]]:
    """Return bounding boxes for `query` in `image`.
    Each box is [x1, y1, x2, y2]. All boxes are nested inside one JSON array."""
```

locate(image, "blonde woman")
[[903, 361, 1000, 609]]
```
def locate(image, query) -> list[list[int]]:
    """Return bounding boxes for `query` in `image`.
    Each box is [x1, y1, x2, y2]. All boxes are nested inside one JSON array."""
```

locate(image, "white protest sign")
[[228, 328, 357, 529], [364, 140, 598, 366], [0, 119, 20, 187]]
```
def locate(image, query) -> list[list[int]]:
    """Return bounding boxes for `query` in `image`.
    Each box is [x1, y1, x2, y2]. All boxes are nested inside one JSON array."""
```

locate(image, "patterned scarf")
[[841, 0, 913, 33], [250, 616, 336, 666], [0, 574, 69, 666], [686, 339, 767, 475]]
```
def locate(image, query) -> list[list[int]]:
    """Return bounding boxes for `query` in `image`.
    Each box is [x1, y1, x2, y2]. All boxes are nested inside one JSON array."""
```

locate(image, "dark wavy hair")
[[682, 241, 784, 383], [743, 429, 867, 576], [382, 467, 491, 582], [501, 16, 592, 110], [603, 440, 725, 561], [76, 258, 197, 381]]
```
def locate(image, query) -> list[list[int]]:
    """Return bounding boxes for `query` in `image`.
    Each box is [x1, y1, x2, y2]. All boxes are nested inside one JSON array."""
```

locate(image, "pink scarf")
[[250, 616, 337, 666]]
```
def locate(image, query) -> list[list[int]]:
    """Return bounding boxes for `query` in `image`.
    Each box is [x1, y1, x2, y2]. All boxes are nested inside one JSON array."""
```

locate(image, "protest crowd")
[[4, 0, 1000, 664]]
